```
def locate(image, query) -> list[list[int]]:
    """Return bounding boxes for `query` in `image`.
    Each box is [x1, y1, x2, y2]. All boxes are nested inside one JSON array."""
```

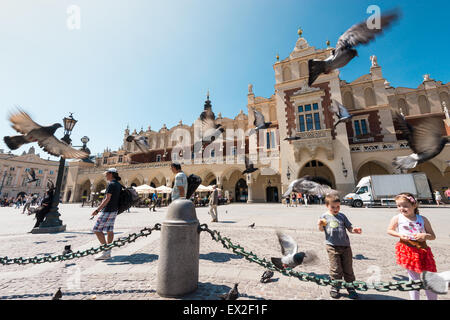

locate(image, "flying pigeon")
[[199, 110, 225, 143], [282, 176, 337, 198], [392, 112, 449, 170], [248, 223, 255, 228], [284, 135, 301, 141], [260, 270, 274, 283], [218, 283, 239, 300], [47, 179, 55, 191], [422, 271, 450, 295], [330, 99, 352, 128], [271, 231, 318, 269], [62, 245, 72, 255], [3, 110, 89, 159], [52, 287, 62, 300], [249, 108, 272, 135], [126, 135, 150, 153], [26, 168, 39, 184], [243, 156, 258, 174], [308, 10, 400, 86]]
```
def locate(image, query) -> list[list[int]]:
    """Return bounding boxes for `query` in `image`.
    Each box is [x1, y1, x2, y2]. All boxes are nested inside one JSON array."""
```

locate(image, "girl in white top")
[[387, 192, 437, 300]]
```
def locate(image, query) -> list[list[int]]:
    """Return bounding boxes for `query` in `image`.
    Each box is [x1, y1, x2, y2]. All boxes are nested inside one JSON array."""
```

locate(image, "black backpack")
[[117, 186, 139, 215], [186, 174, 202, 199]]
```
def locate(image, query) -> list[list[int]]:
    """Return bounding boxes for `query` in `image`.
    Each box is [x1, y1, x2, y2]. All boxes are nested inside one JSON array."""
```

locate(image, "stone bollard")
[[157, 199, 199, 297]]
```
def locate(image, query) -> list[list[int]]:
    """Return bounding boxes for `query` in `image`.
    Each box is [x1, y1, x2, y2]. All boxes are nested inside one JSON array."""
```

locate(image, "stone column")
[[157, 199, 199, 297], [247, 174, 254, 203]]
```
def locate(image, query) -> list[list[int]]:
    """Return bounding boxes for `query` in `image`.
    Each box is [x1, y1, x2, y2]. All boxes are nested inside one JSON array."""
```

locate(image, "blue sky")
[[0, 0, 448, 160]]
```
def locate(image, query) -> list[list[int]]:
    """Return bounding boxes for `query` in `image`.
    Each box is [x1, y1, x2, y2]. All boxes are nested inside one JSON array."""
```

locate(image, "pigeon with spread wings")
[[282, 175, 337, 198], [308, 10, 400, 86], [243, 155, 258, 174], [26, 168, 39, 184], [126, 135, 150, 153], [249, 108, 272, 135], [392, 112, 449, 170], [330, 99, 352, 129], [271, 231, 318, 269], [3, 110, 89, 159]]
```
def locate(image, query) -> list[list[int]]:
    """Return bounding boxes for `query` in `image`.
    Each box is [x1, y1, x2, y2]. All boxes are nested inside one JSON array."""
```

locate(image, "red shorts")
[[395, 242, 436, 273]]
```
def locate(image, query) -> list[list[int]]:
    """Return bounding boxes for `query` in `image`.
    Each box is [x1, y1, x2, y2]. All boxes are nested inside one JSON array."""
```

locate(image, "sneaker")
[[95, 250, 111, 260], [347, 289, 359, 300], [330, 288, 340, 299]]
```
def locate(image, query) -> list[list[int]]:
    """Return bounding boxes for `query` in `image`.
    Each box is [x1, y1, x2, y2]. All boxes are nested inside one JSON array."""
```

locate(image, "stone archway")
[[78, 180, 91, 202], [408, 162, 446, 194], [235, 178, 248, 202], [298, 160, 336, 188], [357, 161, 390, 182]]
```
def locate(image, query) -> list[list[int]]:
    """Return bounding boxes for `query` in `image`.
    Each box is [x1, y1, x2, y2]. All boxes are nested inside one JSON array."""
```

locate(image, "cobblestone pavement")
[[0, 203, 449, 300]]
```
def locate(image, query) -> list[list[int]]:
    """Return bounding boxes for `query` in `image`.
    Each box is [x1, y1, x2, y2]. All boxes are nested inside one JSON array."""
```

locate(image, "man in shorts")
[[91, 168, 122, 260]]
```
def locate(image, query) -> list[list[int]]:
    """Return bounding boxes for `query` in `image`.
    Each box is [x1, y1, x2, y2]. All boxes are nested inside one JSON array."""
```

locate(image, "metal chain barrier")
[[0, 223, 161, 266], [198, 224, 425, 292]]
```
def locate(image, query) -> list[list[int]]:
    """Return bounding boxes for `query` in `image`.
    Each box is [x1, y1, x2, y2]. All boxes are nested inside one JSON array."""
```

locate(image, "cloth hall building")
[[63, 33, 450, 204]]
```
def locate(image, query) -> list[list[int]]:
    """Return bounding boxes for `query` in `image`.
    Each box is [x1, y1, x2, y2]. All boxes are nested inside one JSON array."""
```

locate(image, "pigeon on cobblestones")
[[422, 271, 450, 295], [330, 99, 352, 129], [260, 270, 274, 283], [52, 288, 62, 300], [308, 10, 400, 86], [62, 245, 72, 255], [248, 223, 255, 228], [271, 231, 318, 269], [392, 112, 449, 170], [218, 283, 239, 300]]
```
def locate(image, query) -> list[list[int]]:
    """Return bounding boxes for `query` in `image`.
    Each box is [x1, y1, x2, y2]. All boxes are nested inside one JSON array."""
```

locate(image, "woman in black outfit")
[[32, 188, 54, 230]]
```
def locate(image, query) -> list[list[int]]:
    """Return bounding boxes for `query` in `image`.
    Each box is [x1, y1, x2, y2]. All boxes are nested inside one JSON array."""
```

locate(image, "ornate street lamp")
[[286, 167, 291, 181], [33, 113, 78, 233], [341, 158, 348, 178]]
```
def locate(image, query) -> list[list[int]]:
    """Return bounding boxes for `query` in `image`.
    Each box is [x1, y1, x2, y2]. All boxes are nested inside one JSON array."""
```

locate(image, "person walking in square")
[[91, 168, 122, 261], [209, 185, 219, 222], [387, 192, 437, 300], [445, 187, 450, 204], [170, 162, 188, 202], [22, 194, 32, 214], [318, 194, 362, 299], [434, 190, 442, 206], [291, 192, 297, 207]]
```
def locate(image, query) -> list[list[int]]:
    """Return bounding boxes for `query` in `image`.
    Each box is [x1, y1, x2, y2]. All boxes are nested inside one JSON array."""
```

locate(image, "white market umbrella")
[[196, 184, 211, 192], [156, 185, 172, 194], [134, 184, 156, 194]]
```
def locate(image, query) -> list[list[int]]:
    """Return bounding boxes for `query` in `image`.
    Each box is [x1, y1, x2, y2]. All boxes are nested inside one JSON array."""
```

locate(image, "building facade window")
[[118, 155, 123, 163], [297, 103, 321, 132], [50, 170, 54, 175], [6, 176, 13, 186], [353, 118, 369, 136], [156, 155, 161, 162], [103, 158, 107, 165], [266, 131, 276, 149], [211, 149, 215, 158]]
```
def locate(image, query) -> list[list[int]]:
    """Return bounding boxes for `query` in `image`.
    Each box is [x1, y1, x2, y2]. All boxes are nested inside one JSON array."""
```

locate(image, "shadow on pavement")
[[353, 254, 375, 260], [106, 253, 158, 265], [216, 221, 236, 224], [200, 252, 243, 263], [392, 274, 409, 281], [0, 289, 156, 300], [357, 293, 406, 300]]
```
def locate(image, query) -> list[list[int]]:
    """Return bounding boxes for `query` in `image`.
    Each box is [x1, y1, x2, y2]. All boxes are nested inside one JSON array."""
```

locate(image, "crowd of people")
[[284, 192, 323, 207], [0, 194, 43, 210]]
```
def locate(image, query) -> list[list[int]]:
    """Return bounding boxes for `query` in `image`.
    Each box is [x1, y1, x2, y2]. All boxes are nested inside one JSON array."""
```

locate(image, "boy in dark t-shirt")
[[91, 168, 122, 260], [318, 194, 362, 299]]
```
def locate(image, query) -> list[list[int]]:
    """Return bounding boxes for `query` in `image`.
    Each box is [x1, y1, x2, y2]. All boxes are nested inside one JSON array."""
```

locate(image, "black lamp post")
[[32, 113, 78, 234]]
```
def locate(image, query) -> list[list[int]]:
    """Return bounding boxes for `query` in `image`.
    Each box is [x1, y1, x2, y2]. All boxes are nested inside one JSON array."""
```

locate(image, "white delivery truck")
[[343, 173, 433, 207]]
